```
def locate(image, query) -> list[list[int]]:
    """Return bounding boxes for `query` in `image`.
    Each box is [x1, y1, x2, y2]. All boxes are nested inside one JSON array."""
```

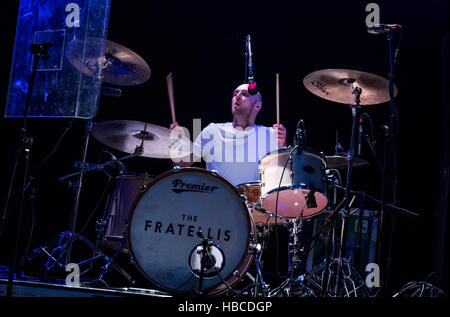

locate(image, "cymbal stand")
[[325, 85, 362, 296], [24, 231, 135, 286], [22, 133, 145, 286], [63, 118, 93, 266]]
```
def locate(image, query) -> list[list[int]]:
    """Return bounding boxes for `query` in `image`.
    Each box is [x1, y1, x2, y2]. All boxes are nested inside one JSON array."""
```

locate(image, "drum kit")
[[21, 37, 409, 298]]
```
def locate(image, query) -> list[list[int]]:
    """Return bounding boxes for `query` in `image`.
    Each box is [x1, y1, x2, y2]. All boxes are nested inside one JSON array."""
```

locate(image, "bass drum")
[[127, 167, 255, 295]]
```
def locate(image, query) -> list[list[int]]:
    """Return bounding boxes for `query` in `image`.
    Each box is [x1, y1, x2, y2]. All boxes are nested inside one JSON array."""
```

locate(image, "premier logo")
[[172, 179, 219, 194]]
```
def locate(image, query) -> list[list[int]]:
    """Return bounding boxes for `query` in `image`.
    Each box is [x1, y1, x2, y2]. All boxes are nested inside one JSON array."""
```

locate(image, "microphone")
[[357, 117, 364, 156], [294, 119, 305, 149], [245, 35, 258, 95], [367, 24, 400, 34]]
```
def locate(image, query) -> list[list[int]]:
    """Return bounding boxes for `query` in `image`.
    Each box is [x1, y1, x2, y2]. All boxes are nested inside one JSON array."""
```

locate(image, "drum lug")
[[233, 270, 240, 277], [211, 169, 219, 176]]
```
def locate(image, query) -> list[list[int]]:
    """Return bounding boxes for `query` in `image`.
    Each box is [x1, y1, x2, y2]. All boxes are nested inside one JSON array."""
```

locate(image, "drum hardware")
[[53, 129, 147, 265], [14, 40, 152, 287], [302, 69, 383, 296], [324, 85, 363, 296], [22, 231, 136, 286]]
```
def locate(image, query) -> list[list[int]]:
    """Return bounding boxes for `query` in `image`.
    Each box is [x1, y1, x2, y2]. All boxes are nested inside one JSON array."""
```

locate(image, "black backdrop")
[[0, 0, 448, 295]]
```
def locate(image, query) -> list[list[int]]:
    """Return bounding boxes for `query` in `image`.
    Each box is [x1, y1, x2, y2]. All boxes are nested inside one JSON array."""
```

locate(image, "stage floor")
[[0, 277, 172, 298]]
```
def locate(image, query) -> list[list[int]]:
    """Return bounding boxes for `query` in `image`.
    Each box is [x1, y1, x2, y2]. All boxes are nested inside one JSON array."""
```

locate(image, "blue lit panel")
[[5, 0, 111, 119]]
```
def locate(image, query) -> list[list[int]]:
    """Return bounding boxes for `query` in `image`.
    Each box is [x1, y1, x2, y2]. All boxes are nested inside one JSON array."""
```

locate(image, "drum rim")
[[113, 173, 154, 181], [259, 147, 326, 167], [260, 185, 328, 219], [125, 167, 255, 295], [235, 181, 261, 188]]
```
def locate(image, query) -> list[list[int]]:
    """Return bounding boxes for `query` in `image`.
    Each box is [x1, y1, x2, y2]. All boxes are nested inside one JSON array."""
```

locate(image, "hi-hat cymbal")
[[325, 155, 369, 169], [91, 120, 192, 159], [303, 69, 397, 105], [67, 38, 151, 86]]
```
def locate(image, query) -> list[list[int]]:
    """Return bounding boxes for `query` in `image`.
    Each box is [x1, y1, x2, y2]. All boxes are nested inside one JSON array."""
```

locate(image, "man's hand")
[[169, 121, 194, 167], [273, 123, 287, 148]]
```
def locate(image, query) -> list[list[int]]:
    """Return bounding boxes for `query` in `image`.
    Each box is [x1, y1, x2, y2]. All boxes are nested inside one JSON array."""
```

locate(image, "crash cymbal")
[[325, 155, 369, 169], [303, 69, 397, 105], [91, 120, 192, 159], [66, 38, 151, 86]]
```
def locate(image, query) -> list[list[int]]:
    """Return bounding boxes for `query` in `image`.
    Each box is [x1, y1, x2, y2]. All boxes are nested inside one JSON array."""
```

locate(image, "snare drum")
[[127, 168, 255, 295], [236, 181, 261, 204], [236, 182, 284, 224], [259, 147, 328, 219]]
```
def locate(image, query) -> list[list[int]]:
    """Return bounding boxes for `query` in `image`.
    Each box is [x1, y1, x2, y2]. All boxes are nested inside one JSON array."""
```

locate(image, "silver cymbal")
[[303, 69, 397, 105], [66, 38, 151, 86], [91, 120, 192, 159]]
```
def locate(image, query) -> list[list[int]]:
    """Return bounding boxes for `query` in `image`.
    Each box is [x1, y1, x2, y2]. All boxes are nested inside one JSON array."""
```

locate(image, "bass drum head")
[[127, 168, 254, 295]]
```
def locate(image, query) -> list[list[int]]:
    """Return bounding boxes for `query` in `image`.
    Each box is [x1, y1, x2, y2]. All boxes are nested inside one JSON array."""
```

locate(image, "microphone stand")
[[196, 230, 213, 296], [5, 42, 51, 297], [378, 26, 402, 296]]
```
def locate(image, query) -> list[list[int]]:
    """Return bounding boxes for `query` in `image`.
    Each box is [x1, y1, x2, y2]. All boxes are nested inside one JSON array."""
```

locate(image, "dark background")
[[0, 0, 448, 295]]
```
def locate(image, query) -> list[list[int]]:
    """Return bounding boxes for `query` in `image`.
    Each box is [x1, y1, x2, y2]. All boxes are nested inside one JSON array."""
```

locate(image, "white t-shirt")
[[193, 122, 279, 186]]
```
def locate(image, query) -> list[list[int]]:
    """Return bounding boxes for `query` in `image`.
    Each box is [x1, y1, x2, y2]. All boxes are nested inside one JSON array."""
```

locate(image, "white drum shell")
[[259, 148, 328, 218]]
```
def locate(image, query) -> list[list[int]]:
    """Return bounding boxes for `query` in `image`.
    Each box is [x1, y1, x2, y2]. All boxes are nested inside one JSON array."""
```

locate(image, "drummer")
[[170, 83, 287, 186]]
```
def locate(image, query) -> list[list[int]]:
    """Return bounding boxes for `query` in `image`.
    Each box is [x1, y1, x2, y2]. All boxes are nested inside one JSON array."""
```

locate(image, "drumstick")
[[276, 73, 280, 125], [166, 72, 176, 125]]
